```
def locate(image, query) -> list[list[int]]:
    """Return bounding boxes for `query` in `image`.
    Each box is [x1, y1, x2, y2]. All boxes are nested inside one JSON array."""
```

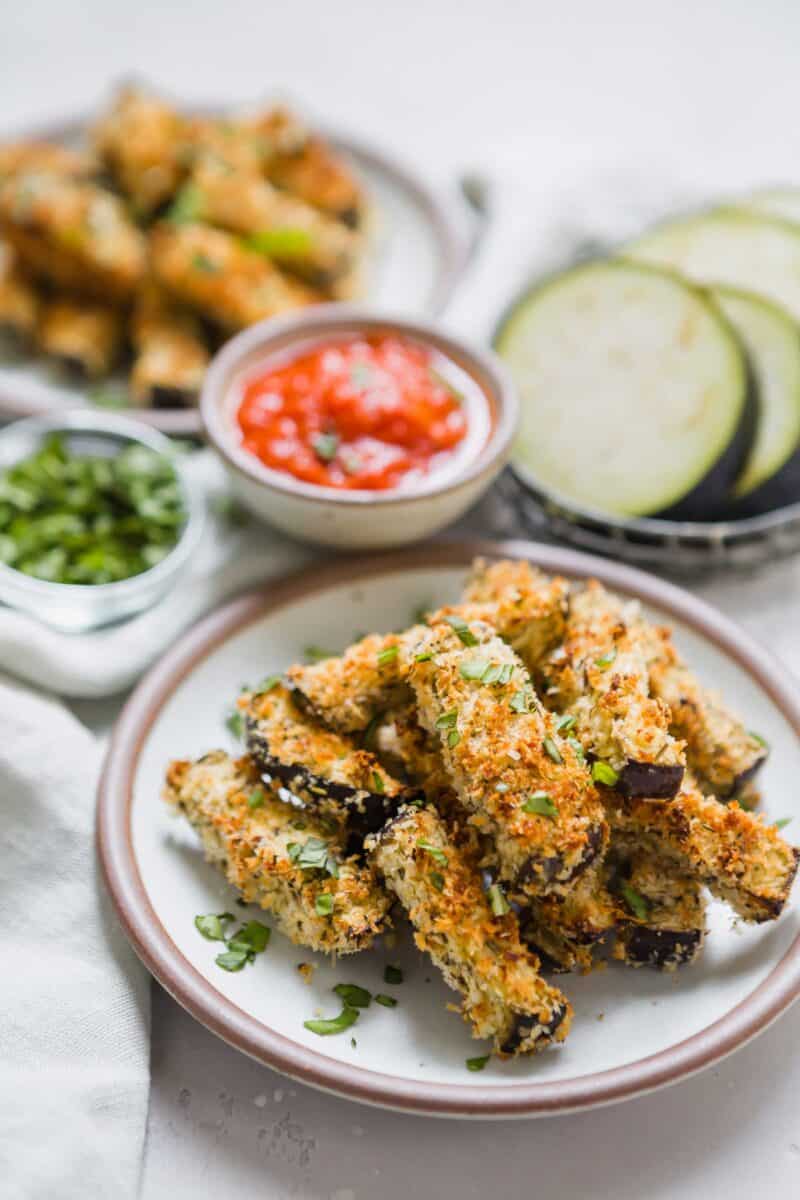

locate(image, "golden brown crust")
[[164, 749, 390, 954], [369, 805, 572, 1055], [92, 87, 187, 215], [409, 617, 608, 894], [36, 297, 124, 377]]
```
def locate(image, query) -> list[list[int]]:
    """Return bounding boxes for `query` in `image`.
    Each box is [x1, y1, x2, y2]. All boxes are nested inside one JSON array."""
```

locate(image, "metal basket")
[[496, 470, 800, 575]]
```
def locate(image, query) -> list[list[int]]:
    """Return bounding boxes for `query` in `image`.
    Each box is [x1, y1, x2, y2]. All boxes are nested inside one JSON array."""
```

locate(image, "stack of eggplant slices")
[[496, 189, 800, 522]]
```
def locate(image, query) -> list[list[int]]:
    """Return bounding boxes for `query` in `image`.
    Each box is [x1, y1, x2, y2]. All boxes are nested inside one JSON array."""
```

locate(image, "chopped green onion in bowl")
[[0, 432, 186, 585]]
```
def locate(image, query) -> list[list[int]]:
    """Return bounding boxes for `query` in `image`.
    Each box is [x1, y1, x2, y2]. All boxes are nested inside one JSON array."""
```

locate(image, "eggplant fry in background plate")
[[163, 558, 799, 1061], [0, 84, 371, 409]]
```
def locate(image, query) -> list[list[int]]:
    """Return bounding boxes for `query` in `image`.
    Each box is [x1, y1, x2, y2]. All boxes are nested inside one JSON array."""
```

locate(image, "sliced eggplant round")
[[734, 186, 800, 229], [625, 209, 800, 324], [710, 287, 800, 516], [496, 260, 751, 519]]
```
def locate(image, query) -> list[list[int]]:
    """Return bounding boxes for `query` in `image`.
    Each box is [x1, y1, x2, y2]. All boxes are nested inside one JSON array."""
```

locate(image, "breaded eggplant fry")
[[369, 804, 572, 1055], [0, 141, 94, 181], [149, 222, 318, 330], [130, 284, 209, 407], [607, 783, 799, 923], [461, 558, 570, 667], [164, 750, 391, 955], [287, 563, 570, 735], [646, 624, 768, 797], [0, 171, 145, 300], [409, 617, 607, 895], [0, 244, 39, 343], [244, 684, 417, 845], [609, 848, 706, 969], [373, 705, 453, 801], [264, 133, 367, 229], [188, 157, 362, 294], [521, 862, 617, 973], [286, 630, 420, 735], [539, 582, 685, 798], [37, 298, 123, 377], [92, 87, 187, 215], [181, 115, 266, 177]]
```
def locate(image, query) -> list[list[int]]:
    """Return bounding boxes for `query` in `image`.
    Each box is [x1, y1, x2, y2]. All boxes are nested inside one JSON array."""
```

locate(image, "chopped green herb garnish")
[[0, 433, 186, 586], [749, 731, 769, 749], [523, 791, 558, 819], [287, 836, 339, 877], [374, 994, 397, 1008], [333, 983, 371, 1008], [414, 651, 433, 662], [192, 251, 219, 273], [194, 912, 234, 941], [773, 817, 793, 831], [228, 921, 271, 955], [225, 710, 244, 739], [460, 657, 491, 681], [384, 964, 403, 985], [215, 948, 251, 972], [543, 736, 563, 764], [304, 645, 334, 663], [620, 882, 651, 921], [253, 674, 281, 694], [304, 1006, 360, 1036], [556, 714, 577, 733], [487, 883, 510, 916], [371, 770, 385, 793], [447, 728, 461, 749], [510, 688, 533, 714], [244, 227, 313, 259], [416, 839, 448, 865], [567, 736, 585, 762], [429, 871, 445, 892], [315, 893, 334, 917], [435, 709, 458, 730], [591, 761, 619, 787], [167, 182, 206, 224], [377, 644, 399, 667], [595, 647, 617, 669], [466, 1055, 490, 1072], [460, 658, 514, 686], [247, 786, 267, 810], [311, 432, 339, 463], [443, 614, 479, 646], [362, 711, 384, 750]]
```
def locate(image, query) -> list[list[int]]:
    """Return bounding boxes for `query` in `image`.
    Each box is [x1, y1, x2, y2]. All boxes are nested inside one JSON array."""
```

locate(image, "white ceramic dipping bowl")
[[200, 306, 518, 550]]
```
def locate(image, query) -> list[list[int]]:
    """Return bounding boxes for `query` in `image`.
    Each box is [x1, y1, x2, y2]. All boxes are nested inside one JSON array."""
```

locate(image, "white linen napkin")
[[0, 675, 150, 1200]]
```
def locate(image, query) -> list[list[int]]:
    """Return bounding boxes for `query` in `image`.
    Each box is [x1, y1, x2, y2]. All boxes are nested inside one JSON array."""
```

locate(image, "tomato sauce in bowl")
[[235, 334, 489, 492]]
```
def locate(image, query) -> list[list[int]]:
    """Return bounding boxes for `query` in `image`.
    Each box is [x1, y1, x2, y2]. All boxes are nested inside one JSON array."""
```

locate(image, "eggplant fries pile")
[[0, 86, 369, 407], [164, 558, 798, 1060]]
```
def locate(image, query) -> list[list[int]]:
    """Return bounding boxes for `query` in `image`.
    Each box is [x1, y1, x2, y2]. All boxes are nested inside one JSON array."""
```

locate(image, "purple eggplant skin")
[[245, 717, 416, 847], [149, 384, 198, 409], [616, 761, 684, 800], [621, 924, 704, 969], [500, 1001, 570, 1054], [651, 369, 757, 521], [516, 821, 606, 889]]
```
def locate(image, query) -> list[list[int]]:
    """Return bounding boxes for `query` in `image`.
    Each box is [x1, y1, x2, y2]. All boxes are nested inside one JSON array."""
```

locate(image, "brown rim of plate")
[[97, 538, 800, 1118], [0, 109, 468, 438], [200, 306, 518, 509]]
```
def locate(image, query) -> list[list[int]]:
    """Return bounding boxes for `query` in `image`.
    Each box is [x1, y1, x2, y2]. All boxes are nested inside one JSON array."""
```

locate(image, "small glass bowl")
[[0, 410, 204, 632]]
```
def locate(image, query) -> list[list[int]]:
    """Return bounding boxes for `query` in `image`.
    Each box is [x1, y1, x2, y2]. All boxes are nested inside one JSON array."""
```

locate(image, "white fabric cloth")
[[0, 676, 150, 1200]]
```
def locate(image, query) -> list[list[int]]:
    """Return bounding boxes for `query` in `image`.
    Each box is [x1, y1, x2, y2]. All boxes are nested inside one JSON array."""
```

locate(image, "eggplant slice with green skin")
[[710, 287, 800, 517], [243, 684, 417, 850], [496, 260, 751, 521]]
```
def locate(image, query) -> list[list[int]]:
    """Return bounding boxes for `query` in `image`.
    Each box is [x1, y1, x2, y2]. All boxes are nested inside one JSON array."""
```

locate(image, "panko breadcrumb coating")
[[537, 582, 685, 798], [164, 750, 391, 955], [369, 804, 571, 1055], [409, 617, 608, 895]]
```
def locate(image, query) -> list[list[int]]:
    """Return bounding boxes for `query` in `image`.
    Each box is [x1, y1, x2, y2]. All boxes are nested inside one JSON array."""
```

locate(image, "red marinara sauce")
[[236, 335, 469, 490]]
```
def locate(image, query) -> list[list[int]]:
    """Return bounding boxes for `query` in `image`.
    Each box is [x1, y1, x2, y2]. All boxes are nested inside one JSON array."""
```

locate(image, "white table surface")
[[6, 1, 800, 1195]]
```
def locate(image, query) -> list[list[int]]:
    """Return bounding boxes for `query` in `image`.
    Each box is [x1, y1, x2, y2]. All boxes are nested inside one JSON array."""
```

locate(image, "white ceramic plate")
[[0, 109, 467, 436], [98, 540, 800, 1116]]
